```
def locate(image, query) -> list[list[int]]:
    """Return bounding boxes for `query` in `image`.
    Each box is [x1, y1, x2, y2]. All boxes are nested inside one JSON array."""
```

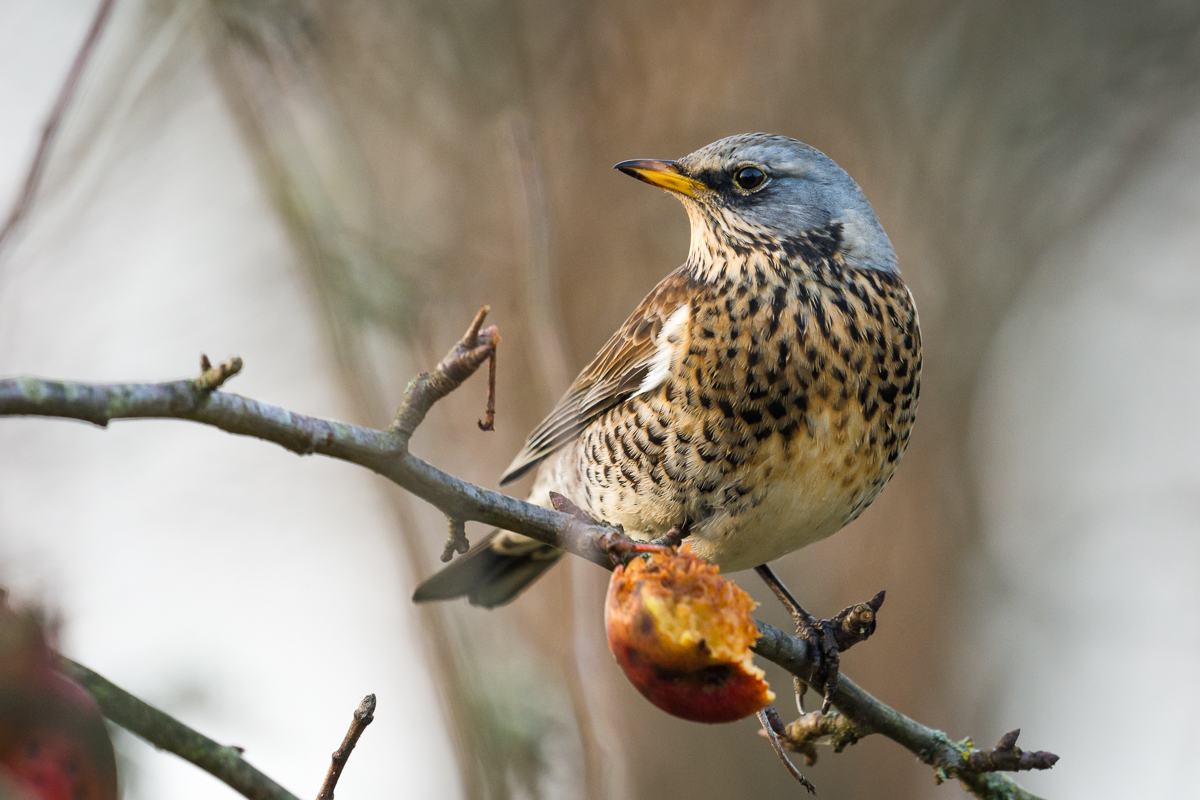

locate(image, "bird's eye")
[[733, 166, 767, 191]]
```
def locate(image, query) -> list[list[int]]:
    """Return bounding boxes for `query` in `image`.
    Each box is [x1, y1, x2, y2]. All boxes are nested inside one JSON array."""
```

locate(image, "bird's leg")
[[755, 564, 886, 714]]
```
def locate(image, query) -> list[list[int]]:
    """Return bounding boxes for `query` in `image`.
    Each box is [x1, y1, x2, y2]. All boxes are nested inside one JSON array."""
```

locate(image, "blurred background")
[[2, 1, 1200, 798]]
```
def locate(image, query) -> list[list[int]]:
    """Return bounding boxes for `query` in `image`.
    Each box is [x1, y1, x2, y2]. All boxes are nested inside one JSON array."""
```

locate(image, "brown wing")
[[500, 267, 699, 485]]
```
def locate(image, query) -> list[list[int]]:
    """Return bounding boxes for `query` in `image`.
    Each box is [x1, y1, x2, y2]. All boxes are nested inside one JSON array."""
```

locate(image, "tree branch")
[[58, 657, 302, 800], [3, 310, 1057, 799], [0, 0, 117, 256], [316, 694, 376, 800]]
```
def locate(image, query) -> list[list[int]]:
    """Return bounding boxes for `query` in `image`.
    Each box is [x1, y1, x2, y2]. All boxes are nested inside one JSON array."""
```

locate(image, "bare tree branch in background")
[[0, 0, 116, 256], [0, 310, 1057, 800], [59, 657, 303, 800]]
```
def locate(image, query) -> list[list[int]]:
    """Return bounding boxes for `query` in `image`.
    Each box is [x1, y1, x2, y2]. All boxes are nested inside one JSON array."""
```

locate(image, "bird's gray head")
[[615, 133, 896, 276]]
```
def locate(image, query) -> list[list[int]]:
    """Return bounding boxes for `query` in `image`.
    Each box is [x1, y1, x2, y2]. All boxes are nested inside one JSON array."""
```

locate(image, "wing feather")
[[500, 267, 699, 485]]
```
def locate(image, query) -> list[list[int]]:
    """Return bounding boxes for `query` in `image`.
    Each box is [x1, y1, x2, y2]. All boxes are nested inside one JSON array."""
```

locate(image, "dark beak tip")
[[613, 158, 680, 174]]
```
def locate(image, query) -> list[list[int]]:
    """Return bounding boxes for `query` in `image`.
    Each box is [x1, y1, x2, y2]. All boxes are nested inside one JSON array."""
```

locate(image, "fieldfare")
[[415, 133, 921, 621]]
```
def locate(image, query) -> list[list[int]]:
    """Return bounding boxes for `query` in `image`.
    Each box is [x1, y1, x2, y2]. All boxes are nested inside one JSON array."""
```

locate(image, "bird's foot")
[[551, 492, 673, 565], [648, 520, 690, 549], [755, 564, 885, 714]]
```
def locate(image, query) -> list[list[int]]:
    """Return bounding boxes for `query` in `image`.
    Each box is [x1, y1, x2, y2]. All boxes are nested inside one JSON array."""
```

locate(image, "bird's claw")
[[794, 591, 886, 713], [648, 521, 689, 549], [754, 564, 885, 714]]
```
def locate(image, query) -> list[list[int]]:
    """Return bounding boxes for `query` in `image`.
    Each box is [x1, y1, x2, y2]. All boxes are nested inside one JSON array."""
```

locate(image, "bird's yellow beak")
[[614, 159, 707, 199]]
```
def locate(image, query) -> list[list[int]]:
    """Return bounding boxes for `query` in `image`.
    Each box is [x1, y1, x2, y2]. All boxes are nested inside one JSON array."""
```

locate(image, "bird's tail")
[[412, 529, 563, 608]]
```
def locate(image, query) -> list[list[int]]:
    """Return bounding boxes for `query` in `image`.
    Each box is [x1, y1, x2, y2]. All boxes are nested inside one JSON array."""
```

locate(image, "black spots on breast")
[[813, 301, 830, 337], [747, 296, 760, 315], [846, 320, 862, 344], [893, 360, 908, 378], [747, 385, 770, 402], [831, 366, 847, 385], [740, 408, 763, 425], [857, 383, 870, 406], [717, 398, 735, 419], [725, 346, 739, 360], [879, 383, 900, 405], [863, 399, 880, 422], [778, 419, 800, 440], [768, 285, 788, 338], [746, 348, 760, 368], [767, 399, 788, 420], [776, 340, 790, 371]]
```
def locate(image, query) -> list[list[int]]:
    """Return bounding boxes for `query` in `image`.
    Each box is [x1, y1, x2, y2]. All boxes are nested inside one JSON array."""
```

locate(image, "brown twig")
[[751, 623, 1056, 800], [961, 729, 1059, 775], [316, 694, 376, 800], [0, 311, 1057, 800], [392, 305, 499, 442], [757, 706, 816, 794], [0, 0, 117, 256], [477, 346, 497, 431]]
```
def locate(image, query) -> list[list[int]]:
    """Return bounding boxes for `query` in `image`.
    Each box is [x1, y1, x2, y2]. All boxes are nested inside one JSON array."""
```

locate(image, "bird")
[[414, 132, 920, 612]]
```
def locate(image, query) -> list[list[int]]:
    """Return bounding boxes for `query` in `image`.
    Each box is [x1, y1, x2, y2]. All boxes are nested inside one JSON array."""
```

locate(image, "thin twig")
[[0, 0, 117, 256], [58, 657, 301, 800], [751, 623, 1054, 800], [1, 311, 1056, 800], [391, 305, 499, 442], [316, 694, 377, 800], [757, 706, 816, 794], [476, 347, 497, 431]]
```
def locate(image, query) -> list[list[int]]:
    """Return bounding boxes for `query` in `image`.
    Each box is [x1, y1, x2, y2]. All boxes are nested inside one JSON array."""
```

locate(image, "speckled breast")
[[574, 254, 921, 572]]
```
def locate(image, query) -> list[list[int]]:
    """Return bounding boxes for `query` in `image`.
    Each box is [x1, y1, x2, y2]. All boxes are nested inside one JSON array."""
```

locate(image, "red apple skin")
[[0, 604, 118, 800], [607, 631, 775, 723], [605, 549, 774, 724]]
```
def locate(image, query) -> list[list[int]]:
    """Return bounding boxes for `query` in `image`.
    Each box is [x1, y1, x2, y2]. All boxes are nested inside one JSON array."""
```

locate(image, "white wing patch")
[[635, 303, 690, 398]]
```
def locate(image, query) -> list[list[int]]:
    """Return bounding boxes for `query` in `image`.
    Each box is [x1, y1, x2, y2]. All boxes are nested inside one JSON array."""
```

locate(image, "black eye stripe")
[[734, 166, 766, 191]]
